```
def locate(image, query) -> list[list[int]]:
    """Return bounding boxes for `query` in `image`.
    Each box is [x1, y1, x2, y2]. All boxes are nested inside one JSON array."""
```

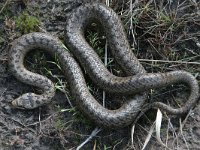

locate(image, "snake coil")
[[9, 3, 199, 128]]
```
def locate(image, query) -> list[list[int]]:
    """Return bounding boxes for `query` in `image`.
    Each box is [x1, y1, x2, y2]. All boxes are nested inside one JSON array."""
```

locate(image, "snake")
[[9, 3, 199, 128]]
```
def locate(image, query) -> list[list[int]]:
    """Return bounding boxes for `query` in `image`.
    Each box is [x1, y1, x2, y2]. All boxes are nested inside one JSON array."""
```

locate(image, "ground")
[[0, 0, 200, 149]]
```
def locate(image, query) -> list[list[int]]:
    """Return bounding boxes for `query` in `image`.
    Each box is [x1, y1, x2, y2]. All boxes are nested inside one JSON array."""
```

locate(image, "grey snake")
[[9, 3, 199, 128]]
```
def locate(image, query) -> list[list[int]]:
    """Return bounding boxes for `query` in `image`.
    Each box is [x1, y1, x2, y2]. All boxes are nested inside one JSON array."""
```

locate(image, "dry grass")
[[80, 0, 200, 149], [110, 0, 200, 149], [0, 0, 199, 149]]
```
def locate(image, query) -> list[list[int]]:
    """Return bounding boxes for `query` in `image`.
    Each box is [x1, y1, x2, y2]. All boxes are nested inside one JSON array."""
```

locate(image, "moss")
[[15, 11, 39, 34], [54, 118, 66, 131]]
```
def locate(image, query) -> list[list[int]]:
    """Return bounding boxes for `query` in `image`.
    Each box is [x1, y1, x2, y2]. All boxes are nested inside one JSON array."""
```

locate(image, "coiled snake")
[[9, 3, 199, 128]]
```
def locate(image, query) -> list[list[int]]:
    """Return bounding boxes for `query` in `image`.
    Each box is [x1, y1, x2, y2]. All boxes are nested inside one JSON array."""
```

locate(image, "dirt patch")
[[0, 0, 200, 149]]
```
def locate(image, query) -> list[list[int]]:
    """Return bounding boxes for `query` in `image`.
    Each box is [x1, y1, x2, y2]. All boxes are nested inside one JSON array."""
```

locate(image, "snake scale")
[[9, 3, 199, 128]]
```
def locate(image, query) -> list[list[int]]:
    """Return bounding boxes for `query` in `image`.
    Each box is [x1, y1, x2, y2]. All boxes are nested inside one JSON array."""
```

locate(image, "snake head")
[[12, 99, 26, 109], [11, 93, 40, 109]]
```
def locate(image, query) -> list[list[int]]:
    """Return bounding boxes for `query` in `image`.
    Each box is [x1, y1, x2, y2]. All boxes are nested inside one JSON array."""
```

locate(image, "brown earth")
[[0, 0, 200, 149]]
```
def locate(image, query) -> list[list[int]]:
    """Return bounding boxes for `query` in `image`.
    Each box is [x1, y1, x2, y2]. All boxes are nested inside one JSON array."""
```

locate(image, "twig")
[[179, 110, 192, 130], [0, 0, 9, 14], [179, 118, 190, 150], [128, 0, 137, 46], [26, 112, 57, 127], [76, 127, 101, 150], [138, 59, 200, 65], [106, 0, 110, 6], [131, 124, 135, 145], [39, 107, 42, 133], [169, 119, 179, 149], [165, 118, 170, 150], [103, 40, 108, 107]]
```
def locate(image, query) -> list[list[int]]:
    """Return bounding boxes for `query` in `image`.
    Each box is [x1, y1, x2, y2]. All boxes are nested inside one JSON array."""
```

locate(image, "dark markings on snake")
[[9, 3, 199, 128]]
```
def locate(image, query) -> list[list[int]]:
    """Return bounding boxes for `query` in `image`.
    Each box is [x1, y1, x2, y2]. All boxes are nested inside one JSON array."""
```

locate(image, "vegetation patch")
[[0, 0, 199, 149], [15, 11, 39, 34]]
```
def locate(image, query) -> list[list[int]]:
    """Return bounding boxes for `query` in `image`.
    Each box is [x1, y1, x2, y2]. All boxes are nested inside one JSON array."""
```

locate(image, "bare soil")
[[0, 0, 200, 149]]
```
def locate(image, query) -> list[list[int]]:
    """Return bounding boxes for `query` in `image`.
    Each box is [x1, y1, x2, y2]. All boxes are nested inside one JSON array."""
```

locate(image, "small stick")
[[102, 40, 108, 107], [138, 59, 200, 65], [0, 0, 10, 14], [76, 127, 101, 150]]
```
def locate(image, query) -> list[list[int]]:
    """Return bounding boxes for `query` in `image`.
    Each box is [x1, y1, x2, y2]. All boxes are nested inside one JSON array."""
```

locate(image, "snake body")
[[9, 3, 199, 128]]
